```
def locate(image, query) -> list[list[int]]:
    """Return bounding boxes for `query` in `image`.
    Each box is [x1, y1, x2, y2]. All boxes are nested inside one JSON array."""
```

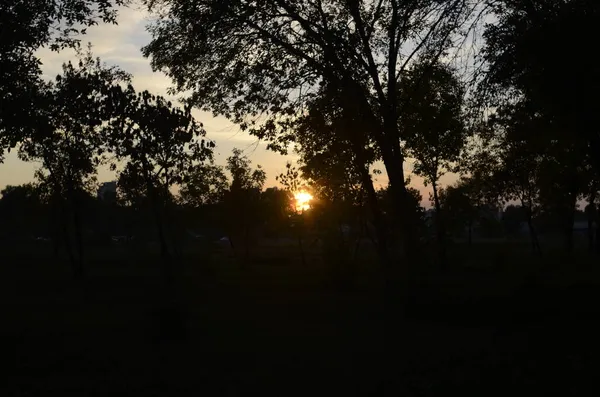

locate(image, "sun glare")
[[294, 191, 313, 212]]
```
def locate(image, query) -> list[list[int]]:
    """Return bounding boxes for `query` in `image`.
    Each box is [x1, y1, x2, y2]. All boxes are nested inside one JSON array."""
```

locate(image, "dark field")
[[3, 239, 600, 396]]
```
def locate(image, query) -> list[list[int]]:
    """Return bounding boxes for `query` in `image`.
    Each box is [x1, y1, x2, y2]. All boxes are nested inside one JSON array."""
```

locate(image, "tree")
[[109, 85, 214, 263], [107, 84, 214, 341], [0, 0, 125, 157], [142, 0, 483, 266], [476, 97, 591, 255], [260, 187, 294, 237], [439, 178, 482, 246], [377, 184, 425, 242], [17, 52, 128, 277], [222, 148, 267, 259], [481, 0, 600, 172], [0, 183, 46, 240], [277, 83, 390, 264], [178, 164, 228, 207], [502, 205, 527, 237], [398, 60, 467, 267], [226, 148, 267, 192], [480, 0, 600, 255], [276, 162, 310, 265]]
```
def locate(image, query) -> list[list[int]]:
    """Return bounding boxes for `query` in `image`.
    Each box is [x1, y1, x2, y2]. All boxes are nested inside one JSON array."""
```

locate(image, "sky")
[[0, 4, 456, 206]]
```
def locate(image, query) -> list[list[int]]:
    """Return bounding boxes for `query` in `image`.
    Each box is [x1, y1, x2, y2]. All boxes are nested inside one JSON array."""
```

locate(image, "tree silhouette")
[[0, 184, 46, 241], [398, 60, 467, 267], [480, 1, 600, 251], [109, 85, 214, 264], [260, 187, 294, 238], [142, 0, 484, 266], [178, 164, 228, 208], [0, 0, 124, 157], [276, 162, 309, 265], [481, 0, 600, 170], [17, 52, 128, 277], [439, 180, 477, 245], [222, 148, 266, 260], [282, 84, 390, 264]]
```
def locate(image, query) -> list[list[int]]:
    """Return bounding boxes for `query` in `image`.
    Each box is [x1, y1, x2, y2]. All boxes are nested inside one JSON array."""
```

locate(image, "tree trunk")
[[61, 217, 77, 275], [55, 191, 77, 277], [353, 219, 364, 263], [522, 202, 541, 256], [72, 207, 84, 278], [526, 217, 542, 256], [51, 200, 60, 258], [383, 152, 419, 265], [297, 215, 306, 266], [68, 186, 84, 279], [147, 181, 171, 261], [431, 180, 447, 270], [596, 212, 600, 255], [468, 219, 473, 246], [588, 204, 595, 252], [149, 189, 172, 284], [244, 223, 250, 261], [565, 191, 577, 255], [357, 164, 389, 268]]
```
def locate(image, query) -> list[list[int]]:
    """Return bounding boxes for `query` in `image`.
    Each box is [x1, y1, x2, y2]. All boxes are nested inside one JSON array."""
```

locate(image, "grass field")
[[3, 238, 600, 396]]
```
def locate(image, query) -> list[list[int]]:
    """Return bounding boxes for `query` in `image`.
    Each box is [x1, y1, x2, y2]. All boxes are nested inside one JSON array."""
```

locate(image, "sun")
[[294, 191, 313, 212]]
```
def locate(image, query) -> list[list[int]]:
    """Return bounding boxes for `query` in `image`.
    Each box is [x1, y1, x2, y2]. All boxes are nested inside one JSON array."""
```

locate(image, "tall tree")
[[109, 86, 214, 263], [17, 53, 128, 277], [439, 179, 478, 245], [398, 60, 467, 267], [476, 0, 600, 258], [275, 83, 390, 264], [142, 0, 483, 266], [222, 148, 267, 259]]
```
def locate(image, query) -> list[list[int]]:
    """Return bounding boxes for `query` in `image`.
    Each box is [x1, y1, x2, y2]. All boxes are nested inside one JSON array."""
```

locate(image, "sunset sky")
[[0, 4, 456, 206]]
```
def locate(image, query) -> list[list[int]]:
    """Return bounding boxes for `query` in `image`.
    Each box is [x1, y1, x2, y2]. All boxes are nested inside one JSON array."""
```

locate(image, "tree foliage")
[[109, 85, 214, 257], [178, 164, 228, 207], [399, 60, 467, 188], [142, 0, 484, 259], [0, 0, 125, 157]]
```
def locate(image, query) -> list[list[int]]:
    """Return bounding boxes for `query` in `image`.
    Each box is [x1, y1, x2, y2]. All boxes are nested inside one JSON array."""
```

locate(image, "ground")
[[2, 239, 600, 396]]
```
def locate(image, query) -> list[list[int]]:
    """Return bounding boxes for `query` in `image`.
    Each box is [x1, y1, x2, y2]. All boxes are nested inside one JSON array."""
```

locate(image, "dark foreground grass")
[[2, 240, 600, 396]]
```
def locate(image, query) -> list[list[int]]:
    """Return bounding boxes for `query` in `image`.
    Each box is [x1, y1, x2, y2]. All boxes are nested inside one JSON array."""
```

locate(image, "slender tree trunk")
[[467, 219, 473, 246], [60, 214, 76, 276], [522, 201, 541, 256], [565, 191, 577, 255], [156, 216, 170, 259], [353, 219, 364, 263], [72, 207, 84, 278], [297, 218, 306, 266], [244, 224, 250, 261], [431, 180, 447, 270], [587, 191, 596, 252], [526, 216, 541, 256], [51, 200, 60, 258], [227, 233, 236, 252], [149, 187, 172, 283], [596, 212, 600, 255], [357, 164, 389, 267], [68, 185, 84, 279], [55, 190, 77, 276]]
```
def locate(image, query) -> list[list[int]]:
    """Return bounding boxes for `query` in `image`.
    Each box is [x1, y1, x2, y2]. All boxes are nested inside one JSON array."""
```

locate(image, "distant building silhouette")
[[97, 181, 117, 203]]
